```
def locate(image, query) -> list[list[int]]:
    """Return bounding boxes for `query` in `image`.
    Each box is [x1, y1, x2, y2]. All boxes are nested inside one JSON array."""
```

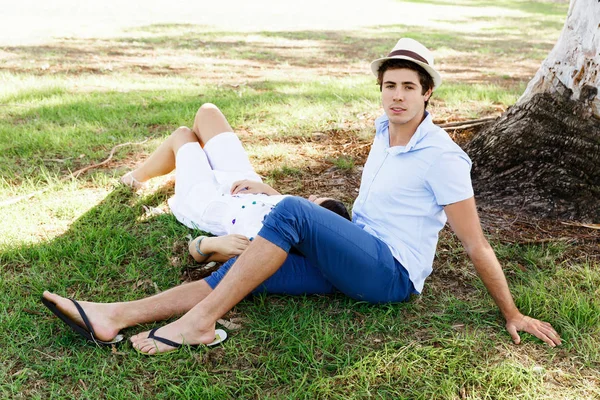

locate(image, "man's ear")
[[424, 88, 433, 101]]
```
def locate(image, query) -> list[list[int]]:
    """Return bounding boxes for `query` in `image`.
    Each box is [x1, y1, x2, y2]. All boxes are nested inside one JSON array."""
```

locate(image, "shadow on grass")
[[1, 17, 561, 77], [0, 166, 597, 398], [2, 8, 596, 395], [0, 181, 509, 398], [1, 185, 191, 296]]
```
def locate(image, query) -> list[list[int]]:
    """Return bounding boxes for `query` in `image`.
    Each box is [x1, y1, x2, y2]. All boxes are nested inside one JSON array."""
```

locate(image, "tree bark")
[[466, 0, 600, 222], [519, 0, 600, 118]]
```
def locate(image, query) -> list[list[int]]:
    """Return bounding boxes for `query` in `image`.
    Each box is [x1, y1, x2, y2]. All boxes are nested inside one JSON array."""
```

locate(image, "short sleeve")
[[425, 151, 474, 206]]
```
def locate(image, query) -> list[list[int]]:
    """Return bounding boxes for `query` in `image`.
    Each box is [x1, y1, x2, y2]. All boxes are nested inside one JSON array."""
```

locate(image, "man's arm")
[[444, 197, 561, 347]]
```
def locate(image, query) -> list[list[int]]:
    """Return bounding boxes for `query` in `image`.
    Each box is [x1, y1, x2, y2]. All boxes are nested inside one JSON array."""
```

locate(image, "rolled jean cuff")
[[255, 198, 304, 252], [256, 224, 292, 253]]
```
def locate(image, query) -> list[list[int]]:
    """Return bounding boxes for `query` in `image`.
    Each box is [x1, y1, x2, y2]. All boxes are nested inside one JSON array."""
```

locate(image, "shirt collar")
[[376, 112, 436, 155]]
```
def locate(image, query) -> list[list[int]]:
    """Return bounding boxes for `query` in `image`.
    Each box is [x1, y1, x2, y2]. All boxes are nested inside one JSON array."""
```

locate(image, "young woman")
[[120, 104, 350, 263]]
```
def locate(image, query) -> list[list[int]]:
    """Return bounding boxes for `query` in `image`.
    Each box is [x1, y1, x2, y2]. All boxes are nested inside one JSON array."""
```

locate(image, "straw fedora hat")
[[370, 38, 442, 90]]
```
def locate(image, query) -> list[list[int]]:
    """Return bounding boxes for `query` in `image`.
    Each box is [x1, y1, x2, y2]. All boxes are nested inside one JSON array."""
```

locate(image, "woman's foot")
[[189, 234, 250, 263], [42, 291, 124, 342], [120, 171, 146, 190], [130, 314, 217, 355]]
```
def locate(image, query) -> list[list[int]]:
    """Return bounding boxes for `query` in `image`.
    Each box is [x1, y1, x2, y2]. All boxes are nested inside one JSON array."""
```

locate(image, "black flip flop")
[[146, 327, 227, 351], [41, 297, 124, 346]]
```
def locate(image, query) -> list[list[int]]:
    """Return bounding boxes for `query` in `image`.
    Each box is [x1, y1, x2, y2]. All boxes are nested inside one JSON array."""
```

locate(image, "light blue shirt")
[[352, 113, 474, 293]]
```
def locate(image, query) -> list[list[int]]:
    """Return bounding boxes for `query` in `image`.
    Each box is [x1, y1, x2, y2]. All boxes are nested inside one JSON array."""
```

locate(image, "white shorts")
[[168, 132, 262, 234]]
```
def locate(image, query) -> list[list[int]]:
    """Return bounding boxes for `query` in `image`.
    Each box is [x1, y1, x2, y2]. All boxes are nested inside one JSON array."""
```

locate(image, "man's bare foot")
[[189, 234, 250, 262], [130, 314, 217, 355], [42, 291, 123, 342], [120, 171, 146, 190]]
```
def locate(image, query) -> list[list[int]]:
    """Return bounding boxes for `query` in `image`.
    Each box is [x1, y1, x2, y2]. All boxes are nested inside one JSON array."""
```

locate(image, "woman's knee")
[[194, 103, 222, 127], [198, 103, 220, 112], [193, 103, 232, 144], [171, 126, 196, 143]]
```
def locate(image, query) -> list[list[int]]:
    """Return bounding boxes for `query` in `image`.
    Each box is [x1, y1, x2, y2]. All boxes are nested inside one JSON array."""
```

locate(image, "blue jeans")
[[204, 197, 414, 303]]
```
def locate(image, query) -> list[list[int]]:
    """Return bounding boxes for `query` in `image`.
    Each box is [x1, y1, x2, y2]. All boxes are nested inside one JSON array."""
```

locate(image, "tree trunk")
[[466, 0, 600, 222]]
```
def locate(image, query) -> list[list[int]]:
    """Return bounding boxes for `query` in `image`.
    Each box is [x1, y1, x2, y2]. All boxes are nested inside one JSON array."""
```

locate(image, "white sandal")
[[121, 172, 145, 190]]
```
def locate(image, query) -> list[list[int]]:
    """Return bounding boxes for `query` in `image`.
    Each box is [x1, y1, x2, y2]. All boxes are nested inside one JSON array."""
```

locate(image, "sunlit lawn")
[[2, 0, 599, 398]]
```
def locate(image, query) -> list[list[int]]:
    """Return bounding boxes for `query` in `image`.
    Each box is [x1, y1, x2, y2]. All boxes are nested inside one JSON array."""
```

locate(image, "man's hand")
[[230, 180, 280, 196], [505, 313, 562, 347], [445, 198, 561, 348]]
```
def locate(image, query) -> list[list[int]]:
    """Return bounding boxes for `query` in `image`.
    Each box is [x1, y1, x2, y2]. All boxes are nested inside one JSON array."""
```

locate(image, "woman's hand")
[[230, 180, 280, 196], [189, 234, 251, 263]]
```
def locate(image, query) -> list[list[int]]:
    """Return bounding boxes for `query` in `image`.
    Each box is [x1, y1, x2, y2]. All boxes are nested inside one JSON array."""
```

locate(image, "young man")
[[43, 38, 561, 354]]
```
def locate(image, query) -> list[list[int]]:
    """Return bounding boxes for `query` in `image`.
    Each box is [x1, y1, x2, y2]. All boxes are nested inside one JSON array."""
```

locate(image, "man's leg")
[[260, 198, 412, 303], [131, 198, 411, 354], [131, 236, 288, 354], [121, 126, 198, 187], [42, 279, 214, 342], [204, 254, 335, 296]]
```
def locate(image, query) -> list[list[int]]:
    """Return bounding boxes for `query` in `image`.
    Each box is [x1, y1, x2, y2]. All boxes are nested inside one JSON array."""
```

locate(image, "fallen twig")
[[43, 157, 74, 163], [23, 308, 45, 316], [33, 349, 59, 360], [438, 117, 497, 129], [444, 121, 493, 131], [71, 138, 150, 178], [560, 221, 600, 230], [0, 137, 151, 208], [0, 189, 49, 208]]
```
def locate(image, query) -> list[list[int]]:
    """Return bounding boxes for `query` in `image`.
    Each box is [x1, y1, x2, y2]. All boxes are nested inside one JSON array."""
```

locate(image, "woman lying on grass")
[[120, 104, 350, 264]]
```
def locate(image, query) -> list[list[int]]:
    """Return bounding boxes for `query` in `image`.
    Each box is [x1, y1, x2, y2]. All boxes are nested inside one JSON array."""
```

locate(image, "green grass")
[[1, 0, 598, 398], [399, 0, 568, 17], [329, 156, 355, 171]]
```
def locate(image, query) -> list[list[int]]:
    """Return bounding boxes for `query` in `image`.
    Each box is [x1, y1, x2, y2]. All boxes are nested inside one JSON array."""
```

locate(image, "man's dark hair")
[[319, 199, 351, 221], [377, 59, 434, 109]]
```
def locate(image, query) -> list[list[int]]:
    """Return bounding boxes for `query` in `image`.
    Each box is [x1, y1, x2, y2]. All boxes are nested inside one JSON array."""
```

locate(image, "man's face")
[[381, 68, 432, 129]]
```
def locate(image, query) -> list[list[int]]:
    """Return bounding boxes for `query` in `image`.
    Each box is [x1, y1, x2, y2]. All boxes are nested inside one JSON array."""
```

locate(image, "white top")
[[183, 193, 289, 238], [167, 135, 286, 238], [352, 113, 474, 293]]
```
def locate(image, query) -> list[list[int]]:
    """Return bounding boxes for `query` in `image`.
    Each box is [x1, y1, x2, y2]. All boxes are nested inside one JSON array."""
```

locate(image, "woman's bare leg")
[[122, 103, 234, 188], [121, 126, 197, 188]]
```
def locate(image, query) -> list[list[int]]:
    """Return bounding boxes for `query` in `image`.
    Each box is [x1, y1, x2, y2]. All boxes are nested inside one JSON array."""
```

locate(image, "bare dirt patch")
[[1, 25, 550, 94]]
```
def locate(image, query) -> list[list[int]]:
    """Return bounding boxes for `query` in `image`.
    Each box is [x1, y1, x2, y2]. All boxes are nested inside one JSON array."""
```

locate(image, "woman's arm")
[[230, 179, 280, 196], [189, 234, 251, 263]]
